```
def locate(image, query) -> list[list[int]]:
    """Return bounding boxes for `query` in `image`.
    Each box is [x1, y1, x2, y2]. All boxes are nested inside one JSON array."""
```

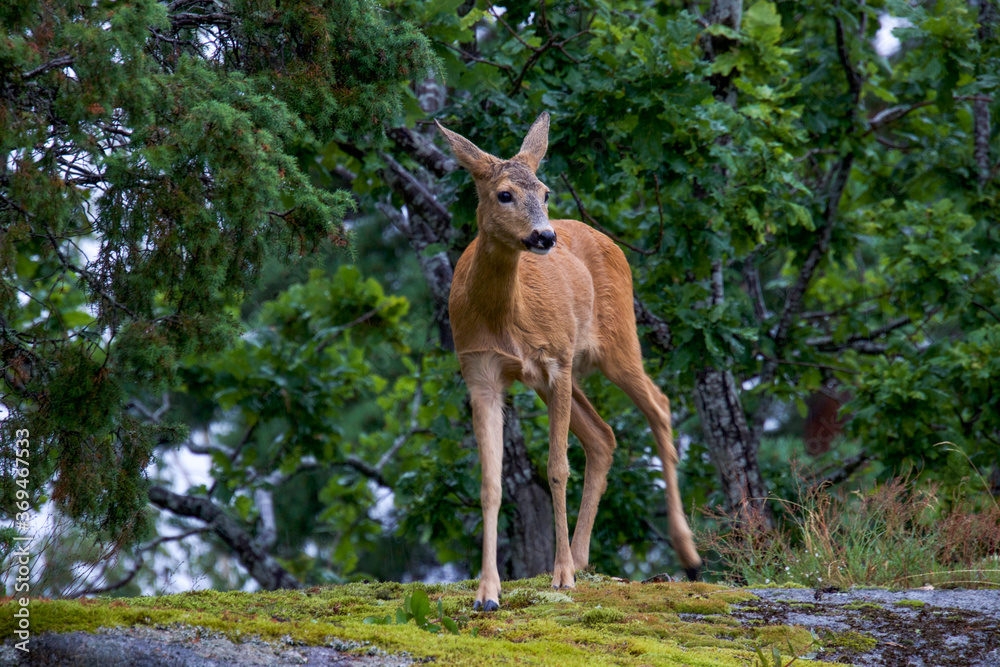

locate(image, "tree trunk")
[[693, 369, 770, 518], [973, 0, 995, 187], [498, 400, 555, 579], [688, 0, 774, 522]]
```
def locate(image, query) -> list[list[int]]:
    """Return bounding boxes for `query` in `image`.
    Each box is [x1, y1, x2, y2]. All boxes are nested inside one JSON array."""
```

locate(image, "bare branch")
[[835, 16, 862, 110], [974, 98, 991, 186], [376, 383, 424, 472], [560, 173, 663, 255], [755, 350, 859, 376], [806, 315, 911, 352], [743, 254, 769, 323], [874, 134, 910, 150], [70, 528, 209, 597], [169, 12, 233, 30], [973, 300, 1000, 325], [813, 451, 872, 488], [380, 152, 453, 233], [339, 456, 389, 488], [634, 298, 673, 351], [434, 40, 515, 79], [313, 305, 386, 354], [148, 486, 300, 590], [22, 55, 75, 81], [387, 126, 458, 177]]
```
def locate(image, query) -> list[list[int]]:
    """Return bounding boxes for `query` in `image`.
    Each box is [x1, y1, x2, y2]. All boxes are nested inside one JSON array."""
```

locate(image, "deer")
[[436, 112, 701, 612]]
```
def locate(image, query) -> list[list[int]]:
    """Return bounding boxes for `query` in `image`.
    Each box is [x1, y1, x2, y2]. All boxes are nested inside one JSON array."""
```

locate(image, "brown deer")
[[436, 112, 700, 612]]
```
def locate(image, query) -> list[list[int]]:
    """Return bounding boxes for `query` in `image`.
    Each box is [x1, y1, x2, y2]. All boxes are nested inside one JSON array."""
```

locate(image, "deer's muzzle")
[[522, 229, 556, 255]]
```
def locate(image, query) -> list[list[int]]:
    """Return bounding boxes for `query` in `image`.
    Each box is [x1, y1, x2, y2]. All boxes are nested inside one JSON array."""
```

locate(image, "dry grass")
[[698, 476, 1000, 589]]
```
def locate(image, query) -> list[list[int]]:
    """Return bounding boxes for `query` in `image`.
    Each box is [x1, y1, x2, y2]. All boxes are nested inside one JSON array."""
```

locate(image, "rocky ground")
[[737, 587, 1000, 667], [1, 579, 998, 666], [0, 625, 414, 667]]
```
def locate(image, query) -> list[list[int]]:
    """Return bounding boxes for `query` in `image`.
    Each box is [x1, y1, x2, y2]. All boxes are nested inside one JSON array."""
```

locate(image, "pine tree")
[[0, 0, 433, 546]]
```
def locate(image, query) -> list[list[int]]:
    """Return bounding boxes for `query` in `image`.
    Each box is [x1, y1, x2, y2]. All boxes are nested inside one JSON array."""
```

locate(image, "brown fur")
[[437, 113, 701, 609]]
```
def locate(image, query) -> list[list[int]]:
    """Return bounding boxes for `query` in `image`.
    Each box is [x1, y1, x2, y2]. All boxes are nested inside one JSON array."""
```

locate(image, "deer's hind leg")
[[599, 345, 702, 580], [535, 382, 617, 572]]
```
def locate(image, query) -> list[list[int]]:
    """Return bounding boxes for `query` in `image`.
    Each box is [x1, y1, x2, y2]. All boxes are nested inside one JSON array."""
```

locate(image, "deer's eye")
[[544, 191, 550, 203], [497, 191, 513, 203]]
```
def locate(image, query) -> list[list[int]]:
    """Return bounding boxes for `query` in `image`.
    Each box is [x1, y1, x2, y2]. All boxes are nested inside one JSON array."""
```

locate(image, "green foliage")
[[363, 590, 473, 636], [380, 0, 1000, 577], [168, 0, 1000, 586], [1, 0, 433, 543], [4, 0, 999, 591], [750, 629, 823, 667], [178, 265, 413, 579]]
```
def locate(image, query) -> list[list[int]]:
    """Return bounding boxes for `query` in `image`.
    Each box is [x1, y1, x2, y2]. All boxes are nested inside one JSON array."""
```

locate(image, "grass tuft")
[[698, 476, 1000, 589]]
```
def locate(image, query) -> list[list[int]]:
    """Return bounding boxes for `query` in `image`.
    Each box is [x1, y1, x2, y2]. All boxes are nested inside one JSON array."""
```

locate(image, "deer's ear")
[[514, 112, 549, 172], [435, 121, 498, 179]]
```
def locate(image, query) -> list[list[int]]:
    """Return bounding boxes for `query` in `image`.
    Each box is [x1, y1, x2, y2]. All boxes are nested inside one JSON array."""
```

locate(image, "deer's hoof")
[[473, 599, 499, 612], [551, 565, 576, 589], [685, 567, 701, 582]]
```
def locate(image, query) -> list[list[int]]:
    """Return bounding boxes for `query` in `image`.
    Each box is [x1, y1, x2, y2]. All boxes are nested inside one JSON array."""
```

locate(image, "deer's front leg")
[[469, 380, 504, 612], [547, 371, 575, 588]]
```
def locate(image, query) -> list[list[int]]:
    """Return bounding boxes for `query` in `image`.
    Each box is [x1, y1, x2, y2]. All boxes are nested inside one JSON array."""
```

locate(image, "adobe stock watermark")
[[10, 428, 33, 653]]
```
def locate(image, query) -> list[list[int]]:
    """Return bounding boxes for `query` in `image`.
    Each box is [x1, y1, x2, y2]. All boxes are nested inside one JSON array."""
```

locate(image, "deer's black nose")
[[522, 229, 557, 254]]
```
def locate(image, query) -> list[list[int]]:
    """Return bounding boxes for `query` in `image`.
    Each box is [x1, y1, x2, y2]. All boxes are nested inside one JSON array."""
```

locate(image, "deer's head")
[[436, 112, 554, 255]]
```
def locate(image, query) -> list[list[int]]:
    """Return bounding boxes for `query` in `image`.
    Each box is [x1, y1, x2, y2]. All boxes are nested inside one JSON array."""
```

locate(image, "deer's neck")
[[465, 233, 523, 328]]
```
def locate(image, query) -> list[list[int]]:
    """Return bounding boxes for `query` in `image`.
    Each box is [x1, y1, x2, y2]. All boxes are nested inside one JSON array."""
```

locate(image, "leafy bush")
[[363, 590, 476, 636]]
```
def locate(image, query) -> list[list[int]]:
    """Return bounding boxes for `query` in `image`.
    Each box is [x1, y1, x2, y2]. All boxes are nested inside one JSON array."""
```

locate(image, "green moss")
[[821, 629, 878, 654], [842, 602, 884, 611], [669, 598, 732, 614], [0, 579, 856, 667], [754, 625, 817, 655], [580, 607, 626, 626], [893, 599, 926, 608], [534, 590, 574, 604], [700, 615, 743, 626], [502, 588, 536, 610]]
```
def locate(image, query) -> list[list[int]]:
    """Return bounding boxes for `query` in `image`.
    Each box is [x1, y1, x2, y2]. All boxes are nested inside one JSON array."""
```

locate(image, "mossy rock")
[[0, 579, 855, 666], [893, 599, 926, 608], [821, 629, 879, 654]]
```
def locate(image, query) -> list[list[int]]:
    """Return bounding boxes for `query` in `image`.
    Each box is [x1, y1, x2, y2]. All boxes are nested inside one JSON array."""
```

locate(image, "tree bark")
[[499, 400, 554, 579], [693, 368, 769, 515], [973, 0, 995, 187]]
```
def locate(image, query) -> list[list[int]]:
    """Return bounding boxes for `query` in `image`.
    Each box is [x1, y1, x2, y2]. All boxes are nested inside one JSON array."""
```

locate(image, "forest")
[[1, 0, 999, 597]]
